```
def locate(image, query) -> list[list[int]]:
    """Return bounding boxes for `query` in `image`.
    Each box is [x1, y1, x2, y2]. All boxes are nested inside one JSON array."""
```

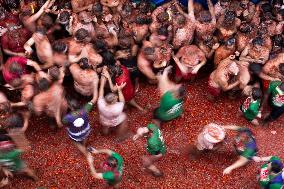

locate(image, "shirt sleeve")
[[83, 102, 94, 113], [111, 152, 123, 169], [241, 148, 256, 159], [102, 171, 115, 182]]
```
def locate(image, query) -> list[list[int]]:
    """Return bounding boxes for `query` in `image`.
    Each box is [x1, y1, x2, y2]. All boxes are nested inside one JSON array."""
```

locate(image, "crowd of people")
[[0, 0, 283, 188]]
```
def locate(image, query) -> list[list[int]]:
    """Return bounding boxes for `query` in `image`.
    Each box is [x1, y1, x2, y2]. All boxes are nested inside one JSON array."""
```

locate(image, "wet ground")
[[9, 77, 284, 189]]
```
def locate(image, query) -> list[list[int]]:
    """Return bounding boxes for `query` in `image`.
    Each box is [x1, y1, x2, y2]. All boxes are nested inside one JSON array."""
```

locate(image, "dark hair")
[[198, 11, 212, 23], [52, 41, 68, 53], [279, 64, 284, 76], [261, 3, 272, 13], [176, 14, 186, 25], [251, 87, 262, 100], [9, 62, 23, 74], [157, 26, 168, 37], [178, 85, 186, 99], [38, 78, 50, 91], [94, 39, 107, 51], [279, 9, 284, 17], [79, 58, 91, 69], [4, 0, 19, 10], [49, 67, 60, 81], [273, 34, 283, 47], [102, 50, 116, 66], [271, 161, 283, 173], [92, 3, 103, 15], [119, 37, 131, 49], [144, 47, 155, 55], [157, 12, 169, 23], [224, 10, 236, 22], [68, 98, 80, 111], [109, 65, 123, 77], [5, 113, 23, 128], [0, 102, 11, 115], [239, 23, 252, 33], [36, 26, 47, 35], [248, 63, 262, 74], [58, 11, 71, 24], [139, 0, 152, 14], [252, 37, 264, 46], [107, 156, 118, 168], [136, 16, 152, 25], [75, 28, 89, 41], [122, 3, 132, 13], [41, 14, 53, 28]]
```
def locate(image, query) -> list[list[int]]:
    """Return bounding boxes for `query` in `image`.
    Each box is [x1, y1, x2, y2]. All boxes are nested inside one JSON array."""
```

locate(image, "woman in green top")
[[133, 123, 166, 177], [154, 66, 185, 124], [240, 87, 262, 125], [87, 148, 124, 188]]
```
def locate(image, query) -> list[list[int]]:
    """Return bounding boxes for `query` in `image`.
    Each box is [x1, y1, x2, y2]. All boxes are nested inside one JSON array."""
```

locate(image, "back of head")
[[198, 11, 212, 23], [136, 16, 152, 25], [41, 14, 53, 28], [38, 78, 50, 92], [279, 63, 284, 76], [5, 113, 23, 129], [92, 2, 103, 16], [157, 26, 168, 37], [144, 47, 155, 56], [271, 161, 283, 173], [75, 28, 89, 42], [239, 23, 252, 33], [252, 37, 264, 46], [58, 11, 71, 24], [78, 58, 91, 69], [248, 63, 262, 75], [52, 41, 68, 53], [105, 93, 117, 104], [224, 10, 236, 23], [251, 87, 262, 100], [48, 66, 60, 81], [261, 3, 272, 13], [94, 39, 107, 51], [157, 11, 169, 23], [102, 50, 116, 66], [176, 14, 186, 25], [10, 62, 23, 75], [5, 0, 19, 10]]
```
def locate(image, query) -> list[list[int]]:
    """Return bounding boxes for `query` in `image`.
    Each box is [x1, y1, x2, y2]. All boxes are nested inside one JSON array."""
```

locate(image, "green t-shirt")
[[156, 91, 183, 121], [0, 149, 24, 172], [259, 156, 282, 188], [146, 124, 166, 155], [268, 81, 284, 107], [241, 97, 260, 121], [102, 152, 124, 185]]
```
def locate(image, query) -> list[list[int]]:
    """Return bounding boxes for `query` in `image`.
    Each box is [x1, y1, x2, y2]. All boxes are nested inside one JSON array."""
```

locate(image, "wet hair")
[[5, 113, 23, 128], [271, 161, 283, 173], [178, 85, 186, 99], [37, 0, 46, 7], [226, 38, 236, 46], [176, 14, 186, 25], [261, 3, 272, 13], [122, 3, 132, 14], [119, 37, 131, 49], [239, 23, 252, 33], [36, 26, 47, 35], [4, 0, 19, 10], [224, 10, 236, 23], [38, 78, 50, 92], [278, 9, 284, 18], [144, 47, 155, 55], [105, 93, 117, 104], [52, 41, 68, 53], [75, 28, 89, 41], [94, 39, 107, 51], [279, 64, 284, 76], [273, 34, 283, 47], [79, 58, 91, 69], [109, 65, 123, 77], [58, 11, 71, 24], [139, 0, 152, 14], [252, 37, 264, 46], [102, 50, 116, 66], [157, 26, 168, 37], [0, 102, 11, 115], [107, 156, 118, 168], [41, 14, 53, 28], [248, 63, 262, 75], [198, 11, 212, 23], [251, 87, 262, 100], [135, 16, 152, 25], [157, 12, 169, 23], [92, 2, 103, 15], [9, 62, 23, 75], [49, 67, 60, 81]]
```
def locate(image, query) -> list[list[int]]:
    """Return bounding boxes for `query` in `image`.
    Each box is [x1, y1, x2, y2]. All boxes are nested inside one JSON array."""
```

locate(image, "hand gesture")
[[212, 43, 220, 50], [223, 167, 232, 175], [116, 82, 126, 90]]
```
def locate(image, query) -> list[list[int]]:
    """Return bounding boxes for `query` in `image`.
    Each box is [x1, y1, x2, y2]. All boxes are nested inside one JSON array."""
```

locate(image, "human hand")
[[235, 51, 240, 57], [223, 167, 232, 175], [252, 156, 261, 162], [229, 55, 235, 60], [116, 82, 126, 90], [132, 134, 140, 141], [105, 14, 113, 22], [212, 43, 220, 50]]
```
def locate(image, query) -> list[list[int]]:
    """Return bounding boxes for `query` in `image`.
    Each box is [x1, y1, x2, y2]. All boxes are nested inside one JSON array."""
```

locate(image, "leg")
[[128, 99, 145, 112], [73, 141, 88, 157], [21, 167, 38, 181], [142, 154, 163, 177], [251, 119, 259, 126]]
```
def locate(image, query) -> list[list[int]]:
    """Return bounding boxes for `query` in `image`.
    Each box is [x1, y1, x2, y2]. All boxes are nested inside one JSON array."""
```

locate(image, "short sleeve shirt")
[[241, 97, 260, 121], [146, 124, 166, 155], [268, 81, 284, 107], [102, 152, 124, 185], [2, 56, 28, 84]]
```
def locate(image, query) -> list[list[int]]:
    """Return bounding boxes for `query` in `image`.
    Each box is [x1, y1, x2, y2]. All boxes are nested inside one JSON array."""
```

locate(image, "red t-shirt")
[[2, 56, 28, 84], [1, 28, 32, 53], [115, 65, 135, 102]]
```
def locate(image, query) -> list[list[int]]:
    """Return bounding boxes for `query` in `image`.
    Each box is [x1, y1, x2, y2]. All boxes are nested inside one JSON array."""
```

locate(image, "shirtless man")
[[172, 45, 207, 82], [172, 0, 196, 49], [30, 68, 67, 128], [52, 41, 69, 67], [208, 55, 240, 99], [241, 37, 270, 64], [214, 37, 236, 67], [137, 41, 157, 84], [257, 23, 272, 51], [130, 16, 151, 44], [19, 0, 55, 32], [235, 0, 255, 23], [214, 0, 231, 19], [71, 0, 95, 13], [149, 2, 172, 33], [216, 10, 241, 42], [69, 58, 99, 101], [69, 11, 96, 38], [262, 53, 284, 80], [100, 0, 120, 8], [24, 27, 53, 68], [1, 25, 32, 57], [236, 23, 256, 52]]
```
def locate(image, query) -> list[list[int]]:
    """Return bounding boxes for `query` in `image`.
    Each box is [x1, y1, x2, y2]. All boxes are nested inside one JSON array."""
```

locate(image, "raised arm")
[[27, 59, 42, 71], [207, 0, 216, 24], [188, 0, 195, 22], [223, 156, 249, 175], [116, 83, 125, 103], [91, 75, 99, 104], [24, 36, 35, 55]]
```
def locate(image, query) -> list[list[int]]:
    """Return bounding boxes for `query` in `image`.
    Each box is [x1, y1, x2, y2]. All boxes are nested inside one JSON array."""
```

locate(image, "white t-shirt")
[[97, 97, 126, 127]]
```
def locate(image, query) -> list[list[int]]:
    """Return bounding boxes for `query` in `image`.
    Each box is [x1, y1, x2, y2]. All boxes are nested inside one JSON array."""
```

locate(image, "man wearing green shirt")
[[154, 66, 185, 123], [133, 123, 166, 177], [87, 148, 124, 188], [260, 81, 284, 124], [254, 156, 284, 189], [240, 87, 262, 125]]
